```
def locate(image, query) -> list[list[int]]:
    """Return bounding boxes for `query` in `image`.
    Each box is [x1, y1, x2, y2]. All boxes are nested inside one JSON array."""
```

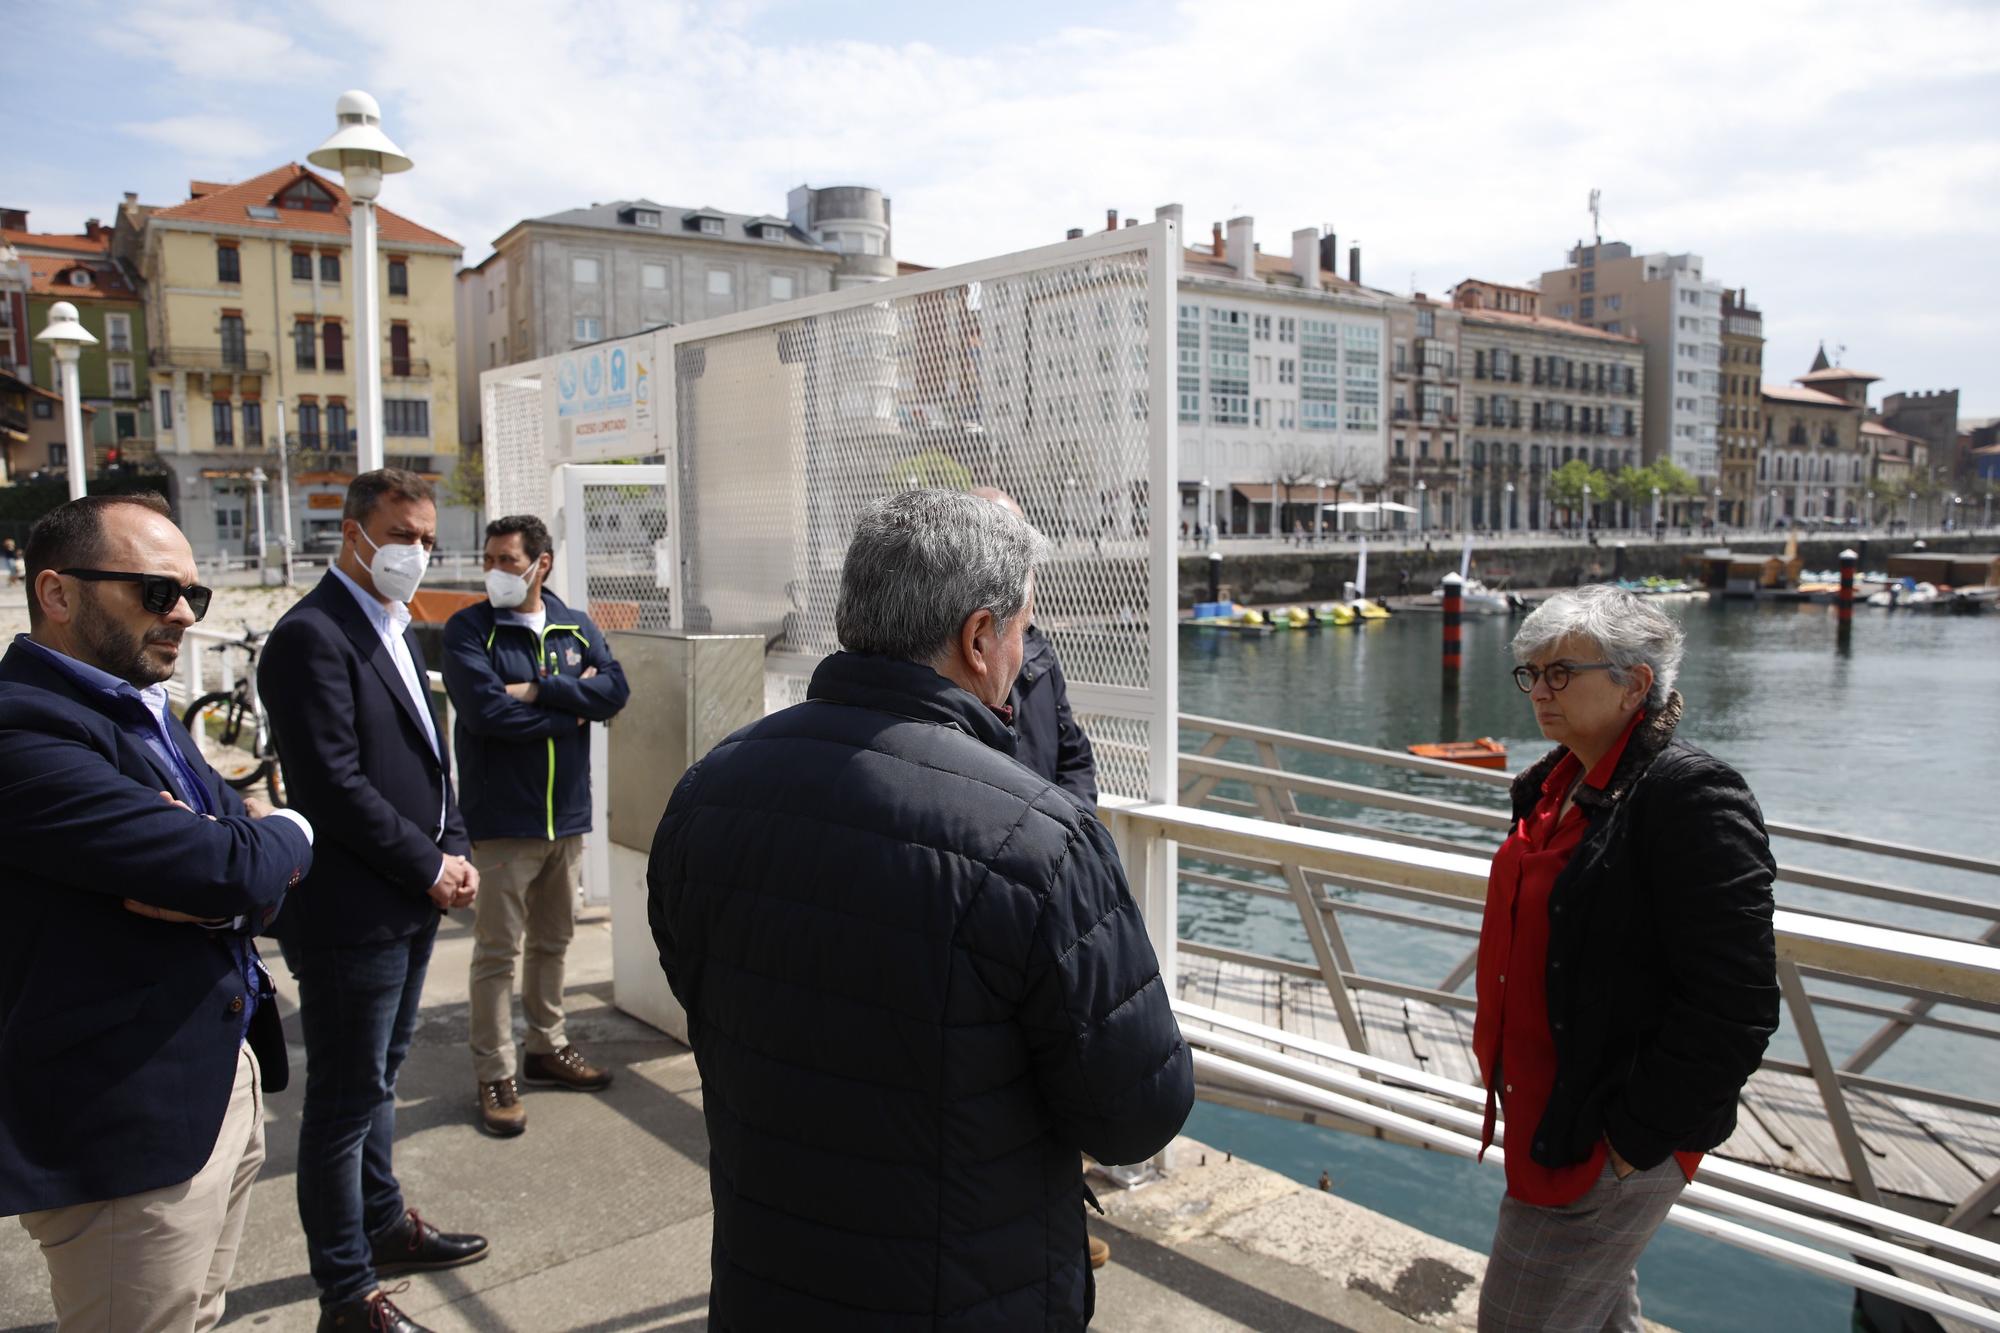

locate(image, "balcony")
[[151, 347, 271, 373]]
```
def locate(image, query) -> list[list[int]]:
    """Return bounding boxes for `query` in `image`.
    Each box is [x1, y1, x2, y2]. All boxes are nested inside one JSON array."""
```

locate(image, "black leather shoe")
[[318, 1285, 431, 1332], [369, 1207, 489, 1277]]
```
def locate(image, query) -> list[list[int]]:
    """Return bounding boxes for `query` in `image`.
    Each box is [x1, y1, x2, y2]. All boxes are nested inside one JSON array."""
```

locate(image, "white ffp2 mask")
[[356, 527, 429, 604]]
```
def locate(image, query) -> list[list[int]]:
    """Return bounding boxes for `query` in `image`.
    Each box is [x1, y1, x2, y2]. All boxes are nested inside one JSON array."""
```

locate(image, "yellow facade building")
[[120, 165, 463, 560]]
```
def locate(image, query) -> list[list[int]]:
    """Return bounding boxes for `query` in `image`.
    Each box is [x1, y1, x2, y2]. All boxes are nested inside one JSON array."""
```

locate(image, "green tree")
[[1651, 459, 1701, 498], [884, 448, 973, 493], [1610, 463, 1661, 527], [1546, 458, 1610, 527]]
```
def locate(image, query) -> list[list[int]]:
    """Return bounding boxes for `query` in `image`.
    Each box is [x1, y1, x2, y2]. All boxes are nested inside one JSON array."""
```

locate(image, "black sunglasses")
[[60, 569, 213, 621]]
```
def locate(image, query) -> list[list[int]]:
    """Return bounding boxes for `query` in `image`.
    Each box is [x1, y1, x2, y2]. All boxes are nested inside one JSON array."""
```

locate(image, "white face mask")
[[485, 565, 537, 610], [355, 525, 429, 604]]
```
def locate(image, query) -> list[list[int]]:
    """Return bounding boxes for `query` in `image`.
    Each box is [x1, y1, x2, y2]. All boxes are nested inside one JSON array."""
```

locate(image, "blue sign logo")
[[610, 348, 627, 393], [583, 352, 604, 397], [558, 359, 577, 401]]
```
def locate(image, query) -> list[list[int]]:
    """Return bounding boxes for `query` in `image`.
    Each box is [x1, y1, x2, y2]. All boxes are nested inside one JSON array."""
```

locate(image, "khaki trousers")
[[469, 835, 584, 1083], [20, 1044, 264, 1333]]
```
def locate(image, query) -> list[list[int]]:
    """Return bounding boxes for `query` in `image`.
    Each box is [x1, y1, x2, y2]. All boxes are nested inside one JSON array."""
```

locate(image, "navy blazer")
[[259, 571, 470, 948], [0, 641, 312, 1216]]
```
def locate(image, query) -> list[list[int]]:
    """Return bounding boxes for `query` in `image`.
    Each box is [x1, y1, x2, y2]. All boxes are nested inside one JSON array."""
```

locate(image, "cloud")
[[98, 4, 336, 84], [120, 115, 281, 165]]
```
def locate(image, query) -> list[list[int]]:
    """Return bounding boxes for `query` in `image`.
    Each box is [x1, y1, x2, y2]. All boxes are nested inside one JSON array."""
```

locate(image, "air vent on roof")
[[247, 206, 280, 220]]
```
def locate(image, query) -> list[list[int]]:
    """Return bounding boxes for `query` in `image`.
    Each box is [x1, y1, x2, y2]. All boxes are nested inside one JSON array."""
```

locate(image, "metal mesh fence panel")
[[668, 231, 1173, 800], [483, 374, 550, 522], [573, 475, 673, 632]]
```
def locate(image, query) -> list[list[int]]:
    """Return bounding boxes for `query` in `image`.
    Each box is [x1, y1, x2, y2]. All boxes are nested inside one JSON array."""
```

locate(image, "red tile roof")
[[1180, 246, 1370, 295], [2, 229, 110, 256], [149, 163, 459, 250], [1797, 365, 1881, 384], [1762, 383, 1855, 408], [1861, 420, 1925, 446], [24, 253, 138, 301], [1458, 305, 1641, 345]]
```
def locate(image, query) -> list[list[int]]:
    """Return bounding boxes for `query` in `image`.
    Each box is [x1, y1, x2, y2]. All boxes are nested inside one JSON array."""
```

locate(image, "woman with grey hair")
[[1472, 585, 1779, 1332]]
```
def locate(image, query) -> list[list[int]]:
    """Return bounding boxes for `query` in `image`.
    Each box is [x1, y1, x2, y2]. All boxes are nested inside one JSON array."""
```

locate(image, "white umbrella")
[[1376, 501, 1420, 514]]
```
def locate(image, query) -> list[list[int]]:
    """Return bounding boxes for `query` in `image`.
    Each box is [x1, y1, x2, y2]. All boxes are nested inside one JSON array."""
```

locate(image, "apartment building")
[[1718, 289, 1764, 526], [1449, 279, 1644, 531], [126, 164, 463, 558]]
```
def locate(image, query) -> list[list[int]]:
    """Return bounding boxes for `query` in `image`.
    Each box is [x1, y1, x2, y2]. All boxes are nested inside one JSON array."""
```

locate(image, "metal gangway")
[[446, 219, 2000, 1328]]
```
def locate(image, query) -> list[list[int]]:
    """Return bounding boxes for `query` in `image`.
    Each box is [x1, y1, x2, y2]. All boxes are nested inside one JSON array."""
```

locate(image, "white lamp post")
[[36, 301, 98, 500], [249, 465, 270, 577], [1313, 476, 1326, 542], [1651, 485, 1662, 536], [308, 90, 412, 476], [273, 398, 296, 587], [1581, 481, 1592, 534], [1503, 480, 1515, 534], [1416, 478, 1428, 536]]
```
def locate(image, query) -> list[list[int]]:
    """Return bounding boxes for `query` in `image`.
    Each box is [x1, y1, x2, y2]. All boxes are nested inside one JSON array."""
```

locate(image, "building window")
[[1277, 317, 1295, 344], [1343, 323, 1381, 431], [212, 400, 234, 446], [213, 486, 244, 543], [762, 224, 787, 241], [1416, 308, 1435, 338], [769, 273, 795, 301], [294, 319, 316, 371], [1205, 307, 1250, 426], [243, 399, 262, 445], [292, 251, 313, 281], [1580, 270, 1595, 293], [707, 269, 733, 297], [383, 398, 430, 437], [1253, 314, 1271, 341], [1279, 357, 1295, 385], [572, 256, 601, 285], [217, 245, 240, 284], [1177, 302, 1200, 423], [642, 262, 669, 290], [387, 259, 408, 296], [389, 325, 411, 377], [1299, 319, 1340, 432], [700, 217, 724, 236], [297, 402, 320, 449], [33, 400, 53, 419], [110, 360, 134, 395], [323, 322, 345, 372], [326, 401, 348, 447], [633, 209, 661, 227], [115, 411, 137, 441], [158, 387, 172, 426], [320, 253, 341, 284], [574, 316, 601, 342], [105, 312, 132, 351]]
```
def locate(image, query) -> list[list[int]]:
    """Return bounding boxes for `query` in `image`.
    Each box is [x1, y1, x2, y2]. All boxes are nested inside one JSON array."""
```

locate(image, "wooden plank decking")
[[1177, 954, 2000, 1221]]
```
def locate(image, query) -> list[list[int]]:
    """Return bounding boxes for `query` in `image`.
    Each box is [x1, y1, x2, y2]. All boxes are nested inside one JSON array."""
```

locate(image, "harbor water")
[[1175, 598, 2000, 1332]]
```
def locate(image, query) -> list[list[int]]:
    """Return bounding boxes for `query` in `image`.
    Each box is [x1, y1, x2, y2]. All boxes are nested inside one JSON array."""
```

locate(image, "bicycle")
[[181, 625, 283, 804]]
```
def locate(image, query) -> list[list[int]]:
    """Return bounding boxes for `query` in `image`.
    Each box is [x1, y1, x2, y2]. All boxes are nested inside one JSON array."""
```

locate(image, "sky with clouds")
[[14, 0, 2000, 416]]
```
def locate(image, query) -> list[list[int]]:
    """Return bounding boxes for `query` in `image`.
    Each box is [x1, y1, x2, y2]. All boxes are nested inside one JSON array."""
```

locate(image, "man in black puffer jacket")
[[648, 489, 1193, 1331]]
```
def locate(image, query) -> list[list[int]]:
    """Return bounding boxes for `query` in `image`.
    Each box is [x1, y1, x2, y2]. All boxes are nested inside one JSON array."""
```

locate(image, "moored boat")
[[1407, 737, 1509, 769]]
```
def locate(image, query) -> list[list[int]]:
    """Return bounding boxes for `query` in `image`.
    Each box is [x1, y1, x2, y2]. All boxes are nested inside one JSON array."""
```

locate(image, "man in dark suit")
[[260, 469, 487, 1333], [1, 493, 313, 1331]]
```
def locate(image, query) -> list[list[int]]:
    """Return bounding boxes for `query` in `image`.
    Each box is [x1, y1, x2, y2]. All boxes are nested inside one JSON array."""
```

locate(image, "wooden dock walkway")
[[1176, 955, 2000, 1226]]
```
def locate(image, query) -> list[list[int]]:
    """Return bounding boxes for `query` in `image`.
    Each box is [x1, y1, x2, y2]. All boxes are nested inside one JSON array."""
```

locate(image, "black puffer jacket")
[[1008, 626, 1097, 804], [648, 652, 1193, 1331], [1507, 693, 1780, 1172]]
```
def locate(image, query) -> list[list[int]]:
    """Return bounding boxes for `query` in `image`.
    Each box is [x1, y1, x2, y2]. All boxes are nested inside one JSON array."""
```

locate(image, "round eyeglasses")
[[1512, 661, 1614, 693]]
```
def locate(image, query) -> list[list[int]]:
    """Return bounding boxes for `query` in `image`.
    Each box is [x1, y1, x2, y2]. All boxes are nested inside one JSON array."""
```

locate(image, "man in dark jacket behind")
[[972, 487, 1097, 806], [442, 514, 630, 1137], [648, 488, 1192, 1330]]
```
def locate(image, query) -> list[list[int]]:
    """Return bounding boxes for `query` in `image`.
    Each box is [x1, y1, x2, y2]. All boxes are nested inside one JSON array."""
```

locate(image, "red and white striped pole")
[[1837, 547, 1856, 651], [1440, 572, 1463, 680]]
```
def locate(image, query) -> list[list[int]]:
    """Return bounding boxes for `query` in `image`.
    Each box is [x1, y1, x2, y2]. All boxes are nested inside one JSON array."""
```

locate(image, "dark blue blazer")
[[0, 641, 312, 1216], [259, 571, 470, 948]]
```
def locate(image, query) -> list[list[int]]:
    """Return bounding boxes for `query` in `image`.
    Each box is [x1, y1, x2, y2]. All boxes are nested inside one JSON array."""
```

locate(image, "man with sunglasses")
[[0, 493, 314, 1331]]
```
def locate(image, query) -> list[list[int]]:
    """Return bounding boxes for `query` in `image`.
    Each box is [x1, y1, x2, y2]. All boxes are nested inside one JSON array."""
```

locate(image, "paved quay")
[[0, 912, 1619, 1333]]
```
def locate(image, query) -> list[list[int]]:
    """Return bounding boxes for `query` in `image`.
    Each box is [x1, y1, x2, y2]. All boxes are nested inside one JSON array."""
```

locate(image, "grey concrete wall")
[[1179, 533, 1990, 606]]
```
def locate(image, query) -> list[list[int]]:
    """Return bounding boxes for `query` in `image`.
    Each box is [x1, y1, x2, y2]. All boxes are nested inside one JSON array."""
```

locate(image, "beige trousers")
[[19, 1044, 264, 1333], [469, 835, 584, 1083]]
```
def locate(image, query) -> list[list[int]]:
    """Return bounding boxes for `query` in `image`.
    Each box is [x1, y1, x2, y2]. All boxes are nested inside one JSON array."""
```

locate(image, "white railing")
[[1098, 798, 2000, 1329]]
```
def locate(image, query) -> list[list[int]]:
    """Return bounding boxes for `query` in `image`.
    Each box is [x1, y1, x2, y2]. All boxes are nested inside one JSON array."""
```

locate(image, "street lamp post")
[[1950, 494, 1963, 532], [1417, 478, 1428, 537], [1650, 485, 1662, 537], [1503, 480, 1515, 535], [273, 398, 296, 587], [35, 301, 99, 500], [1713, 488, 1723, 531], [1313, 476, 1326, 543], [249, 466, 270, 580], [1580, 482, 1592, 535], [308, 91, 413, 475]]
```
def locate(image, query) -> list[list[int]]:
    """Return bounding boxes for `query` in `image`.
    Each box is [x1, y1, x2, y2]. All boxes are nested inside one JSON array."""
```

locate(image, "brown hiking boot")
[[477, 1078, 525, 1137], [1089, 1236, 1110, 1269], [522, 1045, 612, 1091]]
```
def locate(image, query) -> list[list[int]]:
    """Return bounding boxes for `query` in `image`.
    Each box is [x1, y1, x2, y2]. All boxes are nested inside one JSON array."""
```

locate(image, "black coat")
[[1008, 626, 1097, 804], [1506, 694, 1780, 1172], [648, 652, 1192, 1331], [0, 642, 310, 1214], [260, 572, 470, 947]]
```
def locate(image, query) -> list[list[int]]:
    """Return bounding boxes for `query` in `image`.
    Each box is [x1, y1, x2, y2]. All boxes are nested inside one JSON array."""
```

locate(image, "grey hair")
[[836, 488, 1051, 664], [1510, 584, 1684, 711]]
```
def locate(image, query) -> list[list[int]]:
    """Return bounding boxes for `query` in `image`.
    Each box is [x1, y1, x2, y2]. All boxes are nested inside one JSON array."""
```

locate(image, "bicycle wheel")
[[182, 691, 274, 790]]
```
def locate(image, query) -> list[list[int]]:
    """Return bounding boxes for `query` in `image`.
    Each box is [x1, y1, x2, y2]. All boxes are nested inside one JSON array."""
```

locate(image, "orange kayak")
[[1407, 737, 1509, 769]]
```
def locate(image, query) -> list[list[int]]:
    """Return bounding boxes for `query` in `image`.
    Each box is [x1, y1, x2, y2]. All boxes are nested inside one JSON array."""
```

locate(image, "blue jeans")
[[280, 920, 437, 1305]]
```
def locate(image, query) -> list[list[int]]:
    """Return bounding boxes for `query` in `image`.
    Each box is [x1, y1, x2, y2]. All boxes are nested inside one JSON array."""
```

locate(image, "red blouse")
[[1472, 711, 1701, 1204]]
